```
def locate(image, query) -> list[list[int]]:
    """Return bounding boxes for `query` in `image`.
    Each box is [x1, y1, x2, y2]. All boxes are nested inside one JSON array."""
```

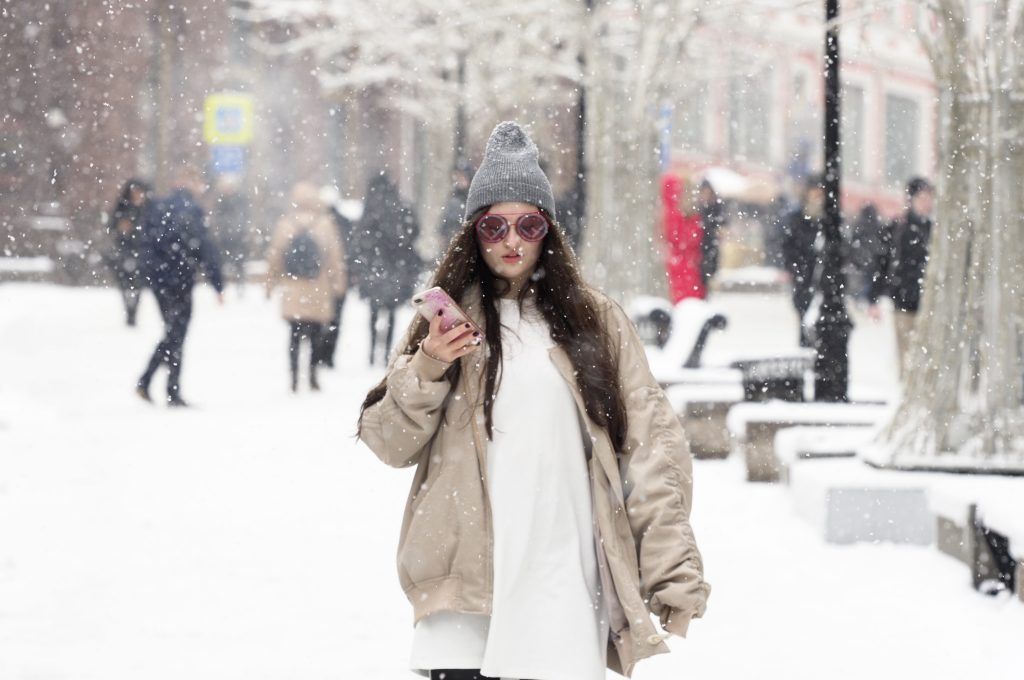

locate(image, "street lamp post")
[[814, 0, 852, 401]]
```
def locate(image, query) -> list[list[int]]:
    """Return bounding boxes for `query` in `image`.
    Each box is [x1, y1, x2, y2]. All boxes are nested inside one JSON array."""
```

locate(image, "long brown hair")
[[356, 208, 628, 453]]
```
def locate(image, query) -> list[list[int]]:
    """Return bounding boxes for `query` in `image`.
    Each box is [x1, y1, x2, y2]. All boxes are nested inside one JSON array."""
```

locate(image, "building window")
[[843, 84, 865, 181], [885, 94, 919, 187], [728, 73, 771, 164]]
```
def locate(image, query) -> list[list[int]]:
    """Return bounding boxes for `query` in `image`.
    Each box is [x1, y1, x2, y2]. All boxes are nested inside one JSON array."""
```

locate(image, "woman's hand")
[[420, 311, 481, 363]]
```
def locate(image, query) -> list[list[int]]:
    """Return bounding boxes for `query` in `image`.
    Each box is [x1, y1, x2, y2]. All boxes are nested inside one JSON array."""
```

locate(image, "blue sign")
[[211, 145, 245, 175], [659, 104, 673, 170]]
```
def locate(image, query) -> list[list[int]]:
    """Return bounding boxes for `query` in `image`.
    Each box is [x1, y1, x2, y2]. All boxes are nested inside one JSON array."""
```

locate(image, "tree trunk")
[[875, 1, 1024, 472]]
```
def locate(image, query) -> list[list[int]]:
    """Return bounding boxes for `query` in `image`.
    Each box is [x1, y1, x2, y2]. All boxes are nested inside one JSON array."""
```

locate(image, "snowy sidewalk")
[[1, 284, 1021, 679]]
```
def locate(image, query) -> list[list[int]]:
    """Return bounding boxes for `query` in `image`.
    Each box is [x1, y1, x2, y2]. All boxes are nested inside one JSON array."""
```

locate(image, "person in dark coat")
[[209, 174, 250, 294], [696, 179, 726, 292], [867, 177, 935, 374], [437, 162, 474, 246], [763, 188, 796, 270], [845, 203, 884, 301], [782, 174, 825, 347], [105, 178, 153, 326], [357, 172, 423, 366], [137, 167, 225, 407]]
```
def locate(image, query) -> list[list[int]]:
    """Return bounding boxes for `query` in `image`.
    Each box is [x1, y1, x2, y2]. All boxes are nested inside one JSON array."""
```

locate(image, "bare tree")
[[579, 0, 707, 301], [235, 0, 583, 242], [872, 0, 1024, 472]]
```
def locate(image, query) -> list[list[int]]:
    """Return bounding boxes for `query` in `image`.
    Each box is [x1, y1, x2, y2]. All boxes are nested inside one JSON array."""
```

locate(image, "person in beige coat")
[[357, 123, 709, 680], [266, 182, 347, 392]]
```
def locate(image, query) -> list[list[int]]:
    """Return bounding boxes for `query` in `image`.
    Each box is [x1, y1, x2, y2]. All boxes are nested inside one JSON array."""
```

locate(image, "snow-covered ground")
[[1, 283, 1021, 679]]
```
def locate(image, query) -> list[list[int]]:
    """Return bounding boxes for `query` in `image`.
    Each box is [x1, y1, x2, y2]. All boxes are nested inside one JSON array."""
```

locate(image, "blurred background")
[[2, 1, 1023, 679]]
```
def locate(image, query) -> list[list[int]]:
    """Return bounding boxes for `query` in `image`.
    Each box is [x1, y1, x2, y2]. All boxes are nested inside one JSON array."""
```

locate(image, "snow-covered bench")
[[710, 265, 788, 294], [0, 256, 55, 283], [666, 382, 745, 459], [727, 401, 891, 482], [789, 457, 935, 545], [635, 297, 821, 458], [773, 424, 878, 483], [635, 297, 734, 386]]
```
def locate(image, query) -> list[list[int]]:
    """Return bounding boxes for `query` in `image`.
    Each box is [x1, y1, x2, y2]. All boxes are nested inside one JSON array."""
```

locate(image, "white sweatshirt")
[[409, 296, 609, 680]]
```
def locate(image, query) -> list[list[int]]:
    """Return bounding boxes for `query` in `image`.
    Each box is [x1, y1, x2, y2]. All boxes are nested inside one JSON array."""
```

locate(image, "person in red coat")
[[660, 172, 706, 302]]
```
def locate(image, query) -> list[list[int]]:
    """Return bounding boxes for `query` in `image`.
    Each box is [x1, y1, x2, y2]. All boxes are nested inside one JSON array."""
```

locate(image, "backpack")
[[284, 230, 321, 279]]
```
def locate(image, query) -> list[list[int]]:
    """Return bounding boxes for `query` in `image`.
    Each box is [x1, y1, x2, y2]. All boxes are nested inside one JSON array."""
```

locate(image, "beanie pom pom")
[[486, 121, 536, 157]]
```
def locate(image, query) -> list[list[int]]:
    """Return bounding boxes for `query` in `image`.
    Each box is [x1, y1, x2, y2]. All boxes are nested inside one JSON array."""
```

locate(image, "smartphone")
[[411, 286, 483, 336]]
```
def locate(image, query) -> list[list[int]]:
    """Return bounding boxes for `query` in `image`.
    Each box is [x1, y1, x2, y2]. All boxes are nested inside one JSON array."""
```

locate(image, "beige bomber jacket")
[[358, 282, 710, 677]]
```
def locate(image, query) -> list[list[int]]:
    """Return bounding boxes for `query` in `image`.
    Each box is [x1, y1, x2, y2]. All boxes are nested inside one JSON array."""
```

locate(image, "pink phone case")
[[411, 287, 483, 336]]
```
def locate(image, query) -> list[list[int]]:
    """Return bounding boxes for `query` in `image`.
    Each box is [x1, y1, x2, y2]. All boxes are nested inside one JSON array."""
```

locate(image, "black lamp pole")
[[814, 0, 852, 401]]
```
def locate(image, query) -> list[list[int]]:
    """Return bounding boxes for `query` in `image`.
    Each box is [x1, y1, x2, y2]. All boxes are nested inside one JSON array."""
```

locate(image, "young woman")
[[106, 178, 152, 326], [357, 122, 710, 680]]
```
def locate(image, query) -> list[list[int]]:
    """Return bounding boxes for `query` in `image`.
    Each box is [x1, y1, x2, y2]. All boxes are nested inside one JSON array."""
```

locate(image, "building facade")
[[667, 1, 937, 218]]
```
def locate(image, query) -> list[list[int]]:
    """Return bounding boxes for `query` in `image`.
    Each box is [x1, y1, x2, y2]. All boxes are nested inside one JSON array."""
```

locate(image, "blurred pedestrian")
[[867, 177, 935, 374], [660, 171, 705, 302], [763, 185, 795, 270], [105, 178, 152, 326], [209, 174, 250, 294], [845, 203, 884, 301], [265, 182, 347, 392], [782, 174, 825, 347], [137, 166, 224, 407], [696, 179, 725, 292], [358, 172, 423, 366], [437, 161, 474, 246]]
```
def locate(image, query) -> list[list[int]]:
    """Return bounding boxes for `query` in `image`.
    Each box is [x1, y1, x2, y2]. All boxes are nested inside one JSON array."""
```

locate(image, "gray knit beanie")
[[464, 121, 556, 222]]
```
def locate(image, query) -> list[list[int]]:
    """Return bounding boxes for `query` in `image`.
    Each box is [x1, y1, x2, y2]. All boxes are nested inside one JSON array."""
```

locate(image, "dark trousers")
[[139, 290, 193, 399], [430, 671, 536, 680], [289, 320, 323, 389], [315, 293, 347, 367], [368, 301, 396, 366]]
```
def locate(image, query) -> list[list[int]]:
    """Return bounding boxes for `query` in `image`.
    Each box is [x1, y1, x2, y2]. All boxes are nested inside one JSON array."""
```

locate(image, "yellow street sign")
[[204, 92, 254, 145]]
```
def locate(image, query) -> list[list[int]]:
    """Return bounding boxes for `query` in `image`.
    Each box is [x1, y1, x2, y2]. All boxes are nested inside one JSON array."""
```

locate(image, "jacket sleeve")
[[357, 319, 454, 469], [603, 295, 711, 637]]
